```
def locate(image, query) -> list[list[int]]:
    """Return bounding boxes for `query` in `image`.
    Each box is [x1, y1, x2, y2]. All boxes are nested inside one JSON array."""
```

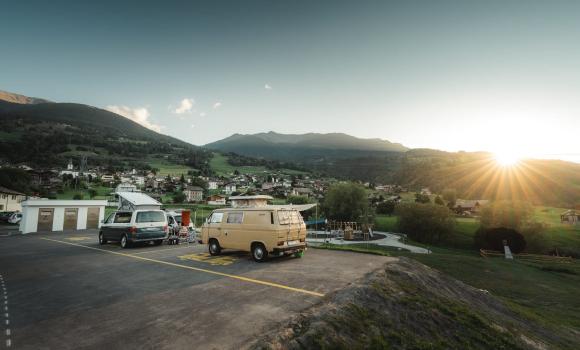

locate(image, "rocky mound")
[[251, 258, 578, 350]]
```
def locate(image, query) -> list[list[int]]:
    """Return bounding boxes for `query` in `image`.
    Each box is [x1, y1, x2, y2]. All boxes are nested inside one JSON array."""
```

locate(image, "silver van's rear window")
[[136, 211, 166, 223], [277, 210, 302, 225]]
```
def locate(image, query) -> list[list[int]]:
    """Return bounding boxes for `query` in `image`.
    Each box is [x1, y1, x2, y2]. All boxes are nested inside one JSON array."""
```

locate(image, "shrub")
[[474, 227, 526, 253], [173, 192, 186, 203], [396, 203, 455, 244], [73, 193, 83, 200], [376, 201, 396, 215]]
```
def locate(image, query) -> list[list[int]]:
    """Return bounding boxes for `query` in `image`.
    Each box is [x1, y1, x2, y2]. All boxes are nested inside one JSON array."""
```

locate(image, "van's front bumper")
[[273, 243, 307, 254]]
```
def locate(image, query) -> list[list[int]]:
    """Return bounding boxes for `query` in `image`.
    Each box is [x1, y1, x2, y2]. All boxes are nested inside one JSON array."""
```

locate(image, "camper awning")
[[267, 204, 317, 212]]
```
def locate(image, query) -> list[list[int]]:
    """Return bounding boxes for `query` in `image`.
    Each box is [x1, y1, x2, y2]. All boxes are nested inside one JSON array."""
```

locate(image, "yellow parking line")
[[129, 246, 196, 255], [40, 237, 324, 297]]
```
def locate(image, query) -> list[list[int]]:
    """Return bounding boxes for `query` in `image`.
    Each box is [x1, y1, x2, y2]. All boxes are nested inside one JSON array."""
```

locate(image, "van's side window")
[[209, 213, 223, 223], [226, 212, 243, 224], [113, 212, 132, 224]]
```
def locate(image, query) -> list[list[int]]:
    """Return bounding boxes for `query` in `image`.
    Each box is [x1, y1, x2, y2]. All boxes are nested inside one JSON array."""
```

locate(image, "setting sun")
[[494, 151, 522, 167]]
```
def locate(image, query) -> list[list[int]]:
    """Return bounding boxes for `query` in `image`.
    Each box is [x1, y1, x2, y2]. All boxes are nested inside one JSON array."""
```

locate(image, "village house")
[[561, 210, 580, 225], [183, 186, 204, 202], [292, 187, 313, 197], [208, 180, 219, 190], [224, 182, 236, 194], [206, 194, 227, 206], [454, 199, 489, 214], [0, 186, 25, 212], [101, 175, 115, 183], [116, 183, 138, 193]]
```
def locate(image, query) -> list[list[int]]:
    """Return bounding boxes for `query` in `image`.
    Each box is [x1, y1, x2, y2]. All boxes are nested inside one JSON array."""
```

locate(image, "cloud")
[[265, 83, 272, 90], [213, 102, 222, 109], [105, 105, 162, 133], [173, 98, 194, 114]]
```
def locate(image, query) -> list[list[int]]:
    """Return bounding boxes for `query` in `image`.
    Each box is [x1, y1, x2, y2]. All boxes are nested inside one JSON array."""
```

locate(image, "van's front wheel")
[[208, 239, 221, 256], [252, 243, 268, 262]]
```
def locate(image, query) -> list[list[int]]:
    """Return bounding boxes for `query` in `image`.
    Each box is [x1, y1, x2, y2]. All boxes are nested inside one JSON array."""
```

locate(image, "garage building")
[[20, 199, 107, 234]]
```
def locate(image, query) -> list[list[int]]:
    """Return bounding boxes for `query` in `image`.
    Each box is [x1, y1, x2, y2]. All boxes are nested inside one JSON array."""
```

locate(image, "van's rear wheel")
[[120, 234, 131, 249], [252, 243, 268, 262], [208, 239, 221, 256]]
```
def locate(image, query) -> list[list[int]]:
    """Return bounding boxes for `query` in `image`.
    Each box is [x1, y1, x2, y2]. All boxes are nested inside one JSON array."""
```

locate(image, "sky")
[[1, 0, 579, 162]]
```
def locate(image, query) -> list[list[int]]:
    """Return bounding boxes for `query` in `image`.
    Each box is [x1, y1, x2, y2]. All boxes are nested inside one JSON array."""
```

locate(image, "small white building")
[[19, 199, 107, 234], [116, 183, 138, 193], [208, 181, 218, 190], [0, 186, 25, 212]]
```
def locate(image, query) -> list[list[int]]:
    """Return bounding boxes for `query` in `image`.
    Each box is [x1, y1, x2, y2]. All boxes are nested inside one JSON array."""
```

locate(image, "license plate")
[[143, 227, 159, 231], [287, 240, 300, 246]]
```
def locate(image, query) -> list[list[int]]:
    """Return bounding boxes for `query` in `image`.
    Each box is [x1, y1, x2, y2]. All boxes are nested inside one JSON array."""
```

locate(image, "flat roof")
[[117, 192, 161, 206], [229, 195, 273, 200], [22, 199, 108, 207]]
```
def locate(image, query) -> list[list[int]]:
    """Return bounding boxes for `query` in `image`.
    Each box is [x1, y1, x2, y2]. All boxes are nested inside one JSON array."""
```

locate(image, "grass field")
[[148, 158, 194, 176], [209, 153, 268, 176], [209, 153, 307, 176], [55, 185, 113, 200], [337, 204, 580, 337]]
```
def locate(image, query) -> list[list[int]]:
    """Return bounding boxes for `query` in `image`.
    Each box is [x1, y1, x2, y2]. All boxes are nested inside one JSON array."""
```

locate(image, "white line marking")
[[5, 319, 8, 325], [5, 329, 9, 336], [6, 338, 11, 347], [4, 313, 7, 318]]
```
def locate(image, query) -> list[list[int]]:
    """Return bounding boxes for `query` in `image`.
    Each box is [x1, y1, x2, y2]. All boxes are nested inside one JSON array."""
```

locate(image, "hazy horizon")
[[2, 0, 579, 162]]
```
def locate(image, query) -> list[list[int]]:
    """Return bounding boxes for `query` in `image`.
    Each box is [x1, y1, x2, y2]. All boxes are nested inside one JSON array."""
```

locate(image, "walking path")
[[306, 231, 431, 254]]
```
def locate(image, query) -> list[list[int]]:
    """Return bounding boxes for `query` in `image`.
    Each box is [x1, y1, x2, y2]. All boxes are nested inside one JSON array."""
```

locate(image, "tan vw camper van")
[[201, 207, 307, 262]]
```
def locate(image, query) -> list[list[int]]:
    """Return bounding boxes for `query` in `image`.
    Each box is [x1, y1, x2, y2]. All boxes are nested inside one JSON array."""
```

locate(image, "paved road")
[[0, 230, 393, 349]]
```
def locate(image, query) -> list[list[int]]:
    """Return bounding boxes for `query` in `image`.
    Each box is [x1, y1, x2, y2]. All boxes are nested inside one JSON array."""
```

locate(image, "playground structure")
[[310, 220, 375, 241]]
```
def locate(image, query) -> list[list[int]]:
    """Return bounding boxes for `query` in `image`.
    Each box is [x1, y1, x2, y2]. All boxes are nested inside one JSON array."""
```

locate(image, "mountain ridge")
[[0, 90, 52, 105]]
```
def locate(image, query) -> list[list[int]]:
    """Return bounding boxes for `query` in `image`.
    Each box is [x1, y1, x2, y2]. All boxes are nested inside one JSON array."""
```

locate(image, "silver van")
[[99, 210, 169, 248]]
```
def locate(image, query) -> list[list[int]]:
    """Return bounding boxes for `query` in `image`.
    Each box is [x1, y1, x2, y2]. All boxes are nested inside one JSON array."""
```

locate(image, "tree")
[[434, 195, 445, 206], [442, 189, 457, 207], [474, 227, 526, 254], [477, 200, 547, 253], [396, 203, 455, 244], [414, 193, 430, 204], [287, 195, 310, 205], [376, 200, 396, 215], [479, 200, 533, 231], [172, 192, 186, 203], [323, 183, 372, 222]]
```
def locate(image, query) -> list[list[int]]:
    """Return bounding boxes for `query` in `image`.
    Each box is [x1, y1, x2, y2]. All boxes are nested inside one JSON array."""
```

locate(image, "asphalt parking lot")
[[0, 230, 394, 350]]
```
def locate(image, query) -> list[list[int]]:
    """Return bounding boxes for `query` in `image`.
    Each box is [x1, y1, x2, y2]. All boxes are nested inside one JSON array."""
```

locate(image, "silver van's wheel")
[[121, 234, 130, 249], [252, 243, 268, 262], [208, 239, 221, 256], [99, 232, 107, 245]]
